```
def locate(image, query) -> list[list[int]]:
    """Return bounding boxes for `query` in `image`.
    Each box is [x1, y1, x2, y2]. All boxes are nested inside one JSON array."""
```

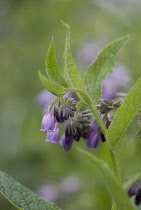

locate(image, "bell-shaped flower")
[[45, 123, 60, 143], [40, 107, 55, 132], [60, 134, 74, 151]]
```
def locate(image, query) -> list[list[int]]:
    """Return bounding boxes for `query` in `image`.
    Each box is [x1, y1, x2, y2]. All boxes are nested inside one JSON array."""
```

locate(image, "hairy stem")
[[66, 88, 121, 210], [111, 202, 117, 210], [110, 150, 121, 183], [110, 150, 121, 210], [123, 171, 141, 190]]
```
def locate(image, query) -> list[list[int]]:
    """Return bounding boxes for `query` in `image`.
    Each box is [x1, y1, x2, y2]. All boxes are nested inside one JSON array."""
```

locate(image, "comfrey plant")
[[0, 22, 141, 210]]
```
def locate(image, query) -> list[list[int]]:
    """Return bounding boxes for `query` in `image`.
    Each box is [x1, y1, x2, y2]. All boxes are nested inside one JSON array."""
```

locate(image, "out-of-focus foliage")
[[1, 0, 141, 209]]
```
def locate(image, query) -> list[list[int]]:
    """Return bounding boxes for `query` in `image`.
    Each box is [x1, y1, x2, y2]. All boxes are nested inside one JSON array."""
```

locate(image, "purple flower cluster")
[[126, 179, 141, 206], [40, 94, 109, 151], [39, 85, 116, 151], [60, 114, 90, 151], [39, 41, 128, 151], [40, 97, 77, 146]]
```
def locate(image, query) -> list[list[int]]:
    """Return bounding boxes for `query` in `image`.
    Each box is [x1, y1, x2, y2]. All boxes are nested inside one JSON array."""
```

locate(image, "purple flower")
[[40, 97, 77, 132], [55, 105, 69, 123], [85, 120, 102, 149], [86, 133, 101, 149], [55, 98, 77, 123], [40, 108, 55, 132], [45, 123, 60, 143], [59, 114, 90, 151], [126, 179, 141, 206], [60, 134, 74, 151]]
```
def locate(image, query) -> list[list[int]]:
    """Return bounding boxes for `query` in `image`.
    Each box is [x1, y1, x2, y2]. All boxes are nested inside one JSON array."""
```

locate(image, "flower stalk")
[[66, 88, 122, 209]]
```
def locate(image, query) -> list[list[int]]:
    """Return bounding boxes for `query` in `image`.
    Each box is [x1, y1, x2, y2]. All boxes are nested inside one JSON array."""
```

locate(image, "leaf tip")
[[51, 36, 54, 42], [38, 71, 45, 82], [38, 70, 41, 77], [123, 34, 130, 41], [61, 20, 70, 30]]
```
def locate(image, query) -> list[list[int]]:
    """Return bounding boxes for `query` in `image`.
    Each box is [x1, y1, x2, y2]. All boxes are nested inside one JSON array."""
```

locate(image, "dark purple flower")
[[45, 123, 60, 143], [86, 133, 101, 149], [126, 179, 141, 206], [55, 98, 77, 123], [59, 114, 90, 151], [40, 108, 55, 132], [60, 134, 74, 151], [55, 105, 69, 123], [85, 120, 102, 149]]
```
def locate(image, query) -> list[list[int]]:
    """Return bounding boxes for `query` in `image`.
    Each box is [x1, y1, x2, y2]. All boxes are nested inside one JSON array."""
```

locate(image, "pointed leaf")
[[0, 171, 61, 210], [45, 38, 67, 87], [77, 147, 135, 210], [62, 21, 86, 90], [106, 77, 141, 151], [38, 71, 66, 96], [84, 35, 129, 103]]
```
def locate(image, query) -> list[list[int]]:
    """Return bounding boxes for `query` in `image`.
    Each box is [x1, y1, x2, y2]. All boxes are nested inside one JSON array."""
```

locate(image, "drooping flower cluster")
[[60, 113, 91, 151], [40, 97, 77, 145], [97, 99, 121, 114], [40, 92, 117, 151], [126, 179, 141, 206]]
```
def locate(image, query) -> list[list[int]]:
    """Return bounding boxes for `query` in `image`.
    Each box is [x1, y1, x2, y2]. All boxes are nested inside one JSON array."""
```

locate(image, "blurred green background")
[[1, 0, 141, 209]]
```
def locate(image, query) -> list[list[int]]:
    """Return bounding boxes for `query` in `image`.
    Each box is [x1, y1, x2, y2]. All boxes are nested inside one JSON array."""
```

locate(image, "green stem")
[[111, 202, 117, 210], [66, 88, 120, 210], [110, 150, 121, 210], [110, 150, 121, 183], [123, 171, 141, 190]]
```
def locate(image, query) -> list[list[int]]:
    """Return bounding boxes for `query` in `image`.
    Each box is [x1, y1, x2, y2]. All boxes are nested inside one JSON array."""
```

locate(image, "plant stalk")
[[66, 88, 121, 210]]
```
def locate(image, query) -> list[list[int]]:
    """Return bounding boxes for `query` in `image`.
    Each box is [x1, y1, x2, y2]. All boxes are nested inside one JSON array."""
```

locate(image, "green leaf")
[[62, 21, 86, 90], [106, 77, 141, 151], [84, 35, 129, 104], [45, 37, 67, 87], [77, 147, 135, 210], [38, 71, 66, 96], [0, 171, 61, 210]]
